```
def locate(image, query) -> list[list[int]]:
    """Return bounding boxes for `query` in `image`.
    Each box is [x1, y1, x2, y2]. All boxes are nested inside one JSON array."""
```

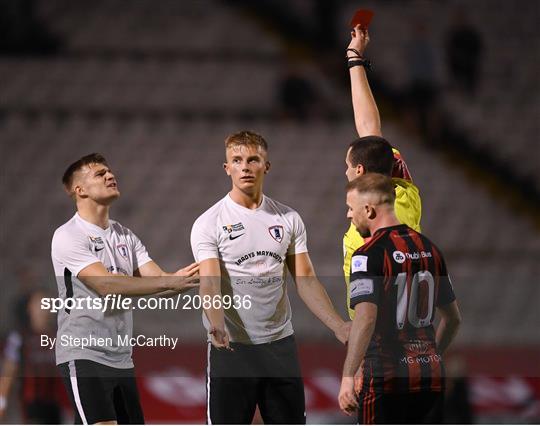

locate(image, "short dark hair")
[[225, 130, 268, 152], [346, 173, 396, 205], [348, 136, 393, 176], [62, 153, 108, 191]]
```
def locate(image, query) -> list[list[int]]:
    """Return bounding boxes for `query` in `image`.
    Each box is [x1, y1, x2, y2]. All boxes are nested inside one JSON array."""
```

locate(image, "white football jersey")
[[191, 194, 308, 344], [51, 213, 152, 368]]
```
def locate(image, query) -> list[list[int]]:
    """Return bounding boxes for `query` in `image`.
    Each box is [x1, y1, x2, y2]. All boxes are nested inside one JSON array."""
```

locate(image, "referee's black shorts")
[[58, 359, 145, 424], [357, 390, 443, 424], [206, 334, 305, 424]]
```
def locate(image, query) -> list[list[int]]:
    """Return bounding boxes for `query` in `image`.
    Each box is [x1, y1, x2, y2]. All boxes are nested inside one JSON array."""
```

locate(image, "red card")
[[349, 9, 374, 29]]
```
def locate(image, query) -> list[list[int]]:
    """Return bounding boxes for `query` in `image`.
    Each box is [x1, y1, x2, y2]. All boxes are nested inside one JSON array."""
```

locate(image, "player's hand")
[[209, 325, 233, 351], [335, 321, 352, 345], [174, 262, 199, 278], [339, 376, 358, 415], [347, 25, 370, 58], [171, 262, 200, 290]]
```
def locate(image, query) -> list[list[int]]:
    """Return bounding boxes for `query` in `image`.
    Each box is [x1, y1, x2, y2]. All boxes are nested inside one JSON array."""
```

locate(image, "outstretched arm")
[[347, 25, 382, 137], [78, 261, 198, 296], [135, 260, 199, 296]]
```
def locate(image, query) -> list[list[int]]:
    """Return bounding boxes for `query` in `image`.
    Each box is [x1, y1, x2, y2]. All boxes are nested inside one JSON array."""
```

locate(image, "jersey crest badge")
[[117, 244, 129, 259], [268, 225, 284, 243]]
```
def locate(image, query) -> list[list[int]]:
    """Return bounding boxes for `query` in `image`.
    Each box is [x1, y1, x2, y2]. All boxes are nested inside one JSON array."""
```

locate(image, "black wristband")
[[346, 48, 363, 58], [347, 58, 372, 71]]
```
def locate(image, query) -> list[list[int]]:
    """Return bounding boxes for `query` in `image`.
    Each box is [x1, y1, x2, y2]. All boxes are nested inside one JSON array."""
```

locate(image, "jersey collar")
[[373, 223, 409, 236], [75, 213, 110, 235], [226, 193, 266, 213]]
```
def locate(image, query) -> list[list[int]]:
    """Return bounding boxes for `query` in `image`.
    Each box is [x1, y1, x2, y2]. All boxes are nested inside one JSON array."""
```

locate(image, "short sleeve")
[[129, 230, 152, 271], [286, 212, 308, 256], [190, 217, 219, 262], [349, 248, 384, 309], [51, 229, 100, 277], [437, 257, 456, 306]]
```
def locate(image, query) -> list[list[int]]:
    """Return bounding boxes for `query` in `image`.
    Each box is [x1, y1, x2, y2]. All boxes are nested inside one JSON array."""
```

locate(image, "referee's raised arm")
[[348, 25, 382, 138]]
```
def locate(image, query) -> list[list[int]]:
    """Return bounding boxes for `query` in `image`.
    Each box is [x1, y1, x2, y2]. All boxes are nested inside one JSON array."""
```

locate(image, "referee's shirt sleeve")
[[51, 229, 101, 277], [286, 211, 308, 255], [190, 216, 219, 262], [349, 248, 384, 309]]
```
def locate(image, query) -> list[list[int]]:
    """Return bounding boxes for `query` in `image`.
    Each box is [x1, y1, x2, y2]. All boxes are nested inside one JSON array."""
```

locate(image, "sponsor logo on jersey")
[[229, 233, 244, 241], [117, 244, 129, 259], [89, 236, 105, 251], [393, 250, 406, 264], [222, 222, 245, 233], [351, 255, 368, 273], [393, 250, 432, 263], [235, 250, 283, 266], [268, 225, 284, 243], [404, 340, 431, 354], [350, 278, 373, 297]]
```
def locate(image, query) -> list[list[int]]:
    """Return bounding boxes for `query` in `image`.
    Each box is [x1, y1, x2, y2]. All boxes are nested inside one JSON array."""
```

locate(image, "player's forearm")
[[350, 67, 382, 137], [343, 313, 375, 377], [83, 275, 171, 297], [436, 316, 461, 355], [200, 279, 225, 329], [297, 278, 344, 333]]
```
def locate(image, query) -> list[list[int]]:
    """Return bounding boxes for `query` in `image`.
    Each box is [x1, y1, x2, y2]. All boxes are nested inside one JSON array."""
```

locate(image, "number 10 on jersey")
[[394, 271, 435, 329]]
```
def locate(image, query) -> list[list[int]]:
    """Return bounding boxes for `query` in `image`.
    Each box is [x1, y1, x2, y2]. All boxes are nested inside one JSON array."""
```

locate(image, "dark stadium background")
[[0, 0, 538, 423]]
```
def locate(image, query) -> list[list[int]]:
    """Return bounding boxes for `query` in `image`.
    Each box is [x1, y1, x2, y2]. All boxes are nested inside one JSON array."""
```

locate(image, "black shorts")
[[58, 359, 144, 424], [206, 334, 305, 424], [357, 390, 443, 424]]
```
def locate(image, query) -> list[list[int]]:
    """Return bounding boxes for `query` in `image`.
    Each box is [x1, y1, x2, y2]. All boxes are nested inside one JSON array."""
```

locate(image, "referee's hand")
[[209, 326, 233, 351], [347, 25, 370, 59]]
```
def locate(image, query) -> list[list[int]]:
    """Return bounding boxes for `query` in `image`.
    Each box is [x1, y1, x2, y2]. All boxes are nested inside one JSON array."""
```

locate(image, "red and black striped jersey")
[[349, 224, 455, 393]]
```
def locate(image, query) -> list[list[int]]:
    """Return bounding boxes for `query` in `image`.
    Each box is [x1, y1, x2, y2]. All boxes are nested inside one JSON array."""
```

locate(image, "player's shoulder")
[[52, 214, 83, 244], [417, 230, 444, 259], [351, 226, 397, 259], [192, 196, 227, 228], [352, 237, 386, 257], [263, 195, 301, 218], [350, 242, 384, 275]]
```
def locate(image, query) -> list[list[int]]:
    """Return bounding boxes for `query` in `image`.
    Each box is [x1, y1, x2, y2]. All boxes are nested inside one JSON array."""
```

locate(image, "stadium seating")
[[1, 0, 538, 348]]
